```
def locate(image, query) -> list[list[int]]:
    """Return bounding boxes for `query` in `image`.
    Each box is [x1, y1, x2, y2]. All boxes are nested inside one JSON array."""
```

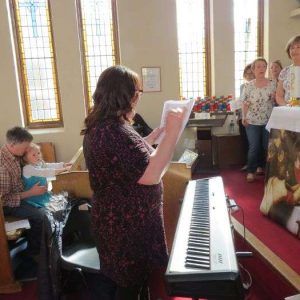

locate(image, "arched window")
[[10, 0, 63, 128], [234, 0, 263, 97], [175, 0, 211, 99], [77, 0, 120, 112]]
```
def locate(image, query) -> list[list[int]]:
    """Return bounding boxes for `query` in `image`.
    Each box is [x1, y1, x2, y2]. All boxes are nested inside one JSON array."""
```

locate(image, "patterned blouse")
[[241, 80, 276, 126], [278, 65, 292, 102], [83, 119, 168, 287]]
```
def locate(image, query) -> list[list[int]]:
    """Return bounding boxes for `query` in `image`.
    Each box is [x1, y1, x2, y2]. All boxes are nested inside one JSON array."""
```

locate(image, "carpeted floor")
[[219, 168, 300, 275]]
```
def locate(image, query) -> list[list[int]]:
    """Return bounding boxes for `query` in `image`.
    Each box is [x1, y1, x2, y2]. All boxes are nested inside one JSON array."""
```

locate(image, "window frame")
[[204, 0, 211, 97], [176, 0, 211, 99], [234, 0, 264, 97], [257, 0, 264, 57], [76, 0, 120, 114], [9, 0, 63, 129]]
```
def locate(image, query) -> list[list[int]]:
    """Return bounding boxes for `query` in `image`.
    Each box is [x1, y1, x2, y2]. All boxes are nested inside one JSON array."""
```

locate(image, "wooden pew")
[[162, 162, 191, 251], [0, 201, 22, 293], [52, 171, 92, 198], [52, 162, 191, 252], [37, 142, 56, 163]]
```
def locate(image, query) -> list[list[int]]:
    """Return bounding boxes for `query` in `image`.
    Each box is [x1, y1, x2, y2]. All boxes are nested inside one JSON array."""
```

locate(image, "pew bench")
[[0, 201, 23, 293]]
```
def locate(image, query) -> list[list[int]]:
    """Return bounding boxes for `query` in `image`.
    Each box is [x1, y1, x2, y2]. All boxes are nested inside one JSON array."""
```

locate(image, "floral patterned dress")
[[83, 119, 168, 287]]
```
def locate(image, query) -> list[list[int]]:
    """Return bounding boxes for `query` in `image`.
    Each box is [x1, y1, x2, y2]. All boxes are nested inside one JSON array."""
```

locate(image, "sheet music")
[[155, 99, 195, 144], [5, 219, 31, 232]]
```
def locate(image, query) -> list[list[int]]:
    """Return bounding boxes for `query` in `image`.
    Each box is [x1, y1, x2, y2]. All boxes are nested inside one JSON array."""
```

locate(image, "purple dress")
[[83, 119, 168, 287]]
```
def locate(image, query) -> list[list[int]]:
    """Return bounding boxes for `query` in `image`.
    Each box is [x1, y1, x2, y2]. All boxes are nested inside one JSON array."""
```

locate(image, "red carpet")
[[0, 282, 37, 300], [219, 169, 300, 275]]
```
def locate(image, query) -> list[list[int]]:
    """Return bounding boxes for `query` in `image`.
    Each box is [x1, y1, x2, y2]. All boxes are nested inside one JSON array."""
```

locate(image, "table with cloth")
[[260, 106, 300, 238]]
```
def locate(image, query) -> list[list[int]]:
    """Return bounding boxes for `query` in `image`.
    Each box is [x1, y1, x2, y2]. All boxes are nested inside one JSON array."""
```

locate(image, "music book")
[[69, 146, 84, 171], [155, 98, 195, 144]]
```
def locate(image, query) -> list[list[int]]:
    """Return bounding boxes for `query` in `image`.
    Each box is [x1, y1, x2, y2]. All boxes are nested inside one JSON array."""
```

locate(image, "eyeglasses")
[[135, 89, 143, 96]]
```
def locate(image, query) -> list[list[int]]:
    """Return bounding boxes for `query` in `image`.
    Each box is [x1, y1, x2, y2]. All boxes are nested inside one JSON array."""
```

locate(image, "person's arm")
[[0, 167, 46, 205], [241, 102, 249, 127], [138, 108, 186, 185], [44, 161, 72, 170], [240, 85, 249, 127], [23, 164, 69, 178], [43, 162, 64, 169], [143, 127, 164, 146], [276, 80, 287, 106], [20, 183, 48, 199]]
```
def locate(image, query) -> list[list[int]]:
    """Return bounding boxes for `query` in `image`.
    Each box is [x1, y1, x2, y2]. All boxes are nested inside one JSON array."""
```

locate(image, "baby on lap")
[[22, 143, 72, 208]]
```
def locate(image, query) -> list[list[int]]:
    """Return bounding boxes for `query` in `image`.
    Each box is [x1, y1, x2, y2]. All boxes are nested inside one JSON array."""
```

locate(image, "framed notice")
[[141, 67, 161, 92]]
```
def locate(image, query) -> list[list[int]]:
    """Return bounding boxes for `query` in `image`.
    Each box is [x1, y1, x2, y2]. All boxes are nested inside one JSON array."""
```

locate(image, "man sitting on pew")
[[0, 126, 47, 256]]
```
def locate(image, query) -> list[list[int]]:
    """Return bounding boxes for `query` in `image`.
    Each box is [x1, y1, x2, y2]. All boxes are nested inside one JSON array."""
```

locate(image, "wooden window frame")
[[176, 0, 211, 99], [9, 0, 63, 129], [76, 0, 120, 114], [204, 0, 211, 97], [257, 0, 264, 56]]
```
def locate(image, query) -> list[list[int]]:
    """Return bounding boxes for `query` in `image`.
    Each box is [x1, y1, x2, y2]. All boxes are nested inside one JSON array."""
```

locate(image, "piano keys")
[[165, 176, 244, 300]]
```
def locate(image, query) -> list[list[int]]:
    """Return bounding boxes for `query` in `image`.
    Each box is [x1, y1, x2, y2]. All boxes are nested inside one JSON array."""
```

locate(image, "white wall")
[[0, 0, 299, 160], [267, 0, 300, 67], [117, 0, 180, 128]]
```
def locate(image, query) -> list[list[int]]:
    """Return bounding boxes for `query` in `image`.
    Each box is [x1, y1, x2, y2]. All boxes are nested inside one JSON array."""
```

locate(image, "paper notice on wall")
[[290, 66, 300, 98], [155, 98, 195, 145]]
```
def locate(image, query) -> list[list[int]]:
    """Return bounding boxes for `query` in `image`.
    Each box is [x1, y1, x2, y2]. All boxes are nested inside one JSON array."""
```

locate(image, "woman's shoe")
[[256, 167, 264, 175], [246, 173, 255, 182], [240, 165, 247, 172]]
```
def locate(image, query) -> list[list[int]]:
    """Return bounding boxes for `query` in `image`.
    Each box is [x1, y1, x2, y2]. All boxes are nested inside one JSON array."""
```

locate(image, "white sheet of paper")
[[5, 219, 31, 232], [155, 98, 195, 145]]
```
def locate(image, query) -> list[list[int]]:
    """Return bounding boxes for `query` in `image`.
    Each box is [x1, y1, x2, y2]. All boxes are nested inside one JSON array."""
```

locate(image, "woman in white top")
[[276, 35, 300, 105], [241, 58, 276, 182]]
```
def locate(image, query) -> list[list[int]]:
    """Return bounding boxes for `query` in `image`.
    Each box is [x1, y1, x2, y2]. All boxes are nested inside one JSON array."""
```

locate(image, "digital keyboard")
[[165, 177, 244, 300]]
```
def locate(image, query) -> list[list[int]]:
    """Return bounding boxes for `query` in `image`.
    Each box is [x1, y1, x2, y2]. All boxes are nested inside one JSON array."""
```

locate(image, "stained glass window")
[[10, 0, 62, 128], [175, 0, 210, 99], [234, 0, 263, 97], [77, 0, 119, 111]]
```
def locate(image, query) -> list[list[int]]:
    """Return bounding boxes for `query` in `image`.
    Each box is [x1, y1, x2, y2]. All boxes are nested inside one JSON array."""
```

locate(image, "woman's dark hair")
[[82, 65, 140, 134], [6, 126, 33, 144], [285, 35, 300, 59]]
